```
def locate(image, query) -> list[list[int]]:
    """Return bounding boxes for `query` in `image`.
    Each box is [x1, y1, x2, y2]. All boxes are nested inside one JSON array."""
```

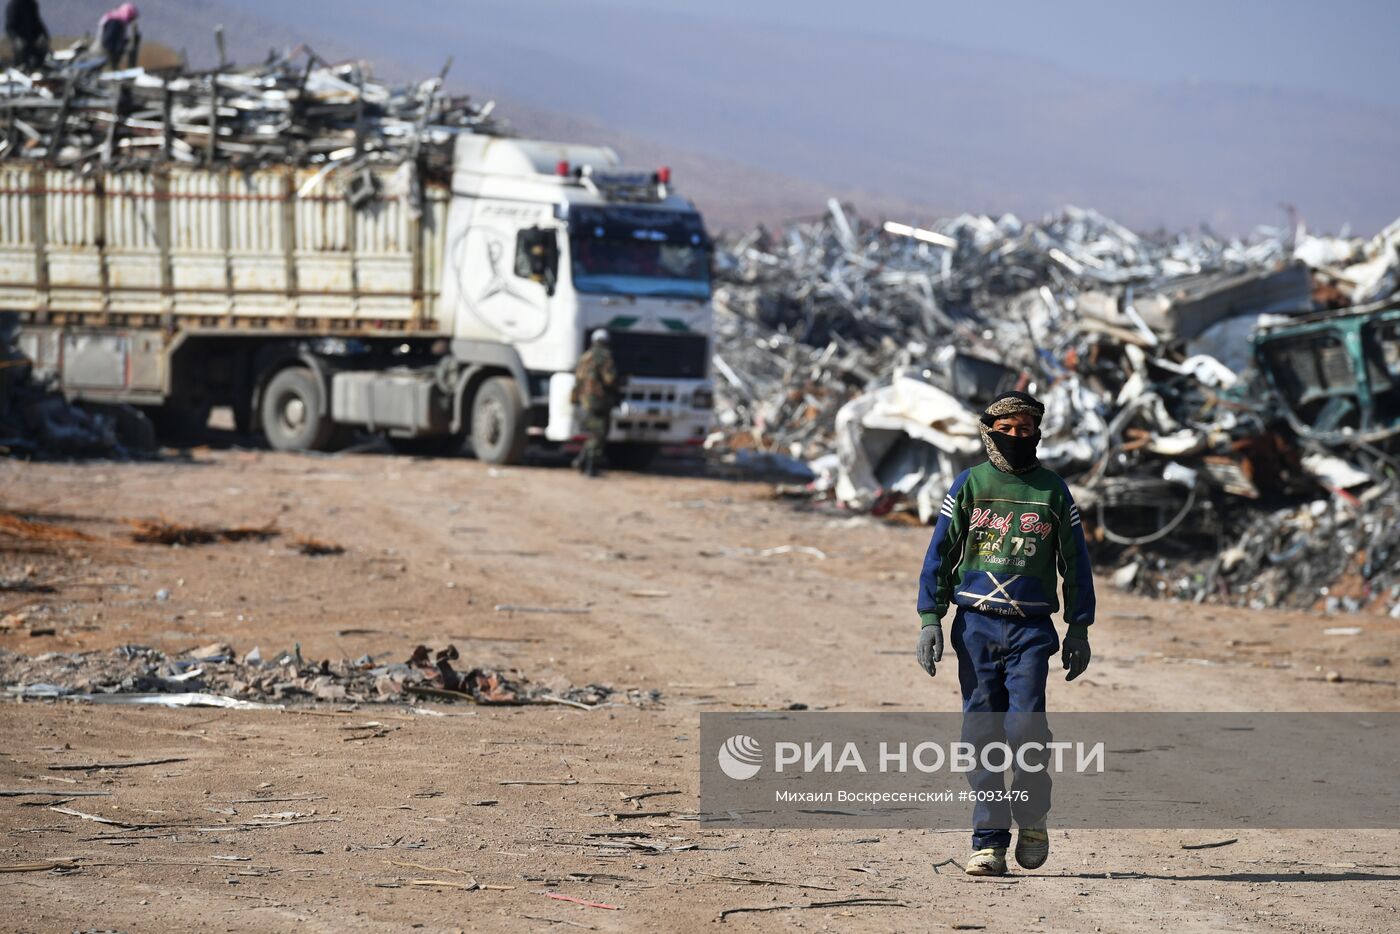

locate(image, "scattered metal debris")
[[69, 692, 281, 710], [1181, 838, 1239, 850], [718, 896, 911, 922], [0, 511, 96, 543], [290, 536, 346, 556], [128, 518, 280, 546], [0, 643, 659, 709], [0, 43, 493, 175], [544, 893, 622, 911], [0, 859, 80, 873], [47, 756, 188, 771]]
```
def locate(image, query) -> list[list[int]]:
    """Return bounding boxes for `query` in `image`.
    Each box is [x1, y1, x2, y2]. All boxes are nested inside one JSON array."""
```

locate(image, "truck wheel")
[[260, 366, 337, 452], [470, 375, 527, 465]]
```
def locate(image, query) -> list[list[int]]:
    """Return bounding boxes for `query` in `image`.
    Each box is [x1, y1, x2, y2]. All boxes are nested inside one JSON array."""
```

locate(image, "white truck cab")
[[444, 135, 714, 457]]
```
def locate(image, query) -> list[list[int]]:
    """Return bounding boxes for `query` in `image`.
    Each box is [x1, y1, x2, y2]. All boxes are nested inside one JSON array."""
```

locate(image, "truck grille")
[[591, 331, 709, 379]]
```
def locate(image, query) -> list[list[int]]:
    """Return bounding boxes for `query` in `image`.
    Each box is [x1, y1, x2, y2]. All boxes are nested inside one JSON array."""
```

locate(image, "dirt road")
[[2, 450, 1397, 932]]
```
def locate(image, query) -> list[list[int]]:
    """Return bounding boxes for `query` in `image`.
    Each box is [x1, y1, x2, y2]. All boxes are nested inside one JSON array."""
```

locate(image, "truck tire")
[[470, 375, 528, 465], [260, 366, 338, 452]]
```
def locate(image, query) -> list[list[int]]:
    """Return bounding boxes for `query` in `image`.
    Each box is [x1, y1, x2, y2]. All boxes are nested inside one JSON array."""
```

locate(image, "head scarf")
[[979, 390, 1045, 474]]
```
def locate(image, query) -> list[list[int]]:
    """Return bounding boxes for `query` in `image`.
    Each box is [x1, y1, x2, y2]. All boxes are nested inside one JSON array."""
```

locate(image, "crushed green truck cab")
[[1252, 302, 1400, 445]]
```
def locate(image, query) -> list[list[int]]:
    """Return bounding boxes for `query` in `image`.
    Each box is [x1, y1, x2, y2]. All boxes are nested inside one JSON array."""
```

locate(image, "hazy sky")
[[196, 0, 1400, 232], [594, 0, 1400, 113]]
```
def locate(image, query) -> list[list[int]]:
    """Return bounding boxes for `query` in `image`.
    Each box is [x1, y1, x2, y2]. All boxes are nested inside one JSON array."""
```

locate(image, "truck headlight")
[[691, 387, 713, 409]]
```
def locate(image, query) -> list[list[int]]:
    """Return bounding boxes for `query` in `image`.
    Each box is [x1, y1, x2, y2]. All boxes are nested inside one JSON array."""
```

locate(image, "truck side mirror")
[[514, 227, 559, 297]]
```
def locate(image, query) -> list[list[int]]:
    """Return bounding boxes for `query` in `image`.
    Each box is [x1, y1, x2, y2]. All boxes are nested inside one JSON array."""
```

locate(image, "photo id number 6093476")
[[959, 790, 1030, 803]]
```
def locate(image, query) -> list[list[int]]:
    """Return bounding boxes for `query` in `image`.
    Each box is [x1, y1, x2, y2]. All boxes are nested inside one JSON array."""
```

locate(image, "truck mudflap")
[[545, 372, 712, 445]]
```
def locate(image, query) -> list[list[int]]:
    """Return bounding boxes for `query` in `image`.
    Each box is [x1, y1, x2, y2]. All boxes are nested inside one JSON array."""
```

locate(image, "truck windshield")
[[568, 207, 711, 300]]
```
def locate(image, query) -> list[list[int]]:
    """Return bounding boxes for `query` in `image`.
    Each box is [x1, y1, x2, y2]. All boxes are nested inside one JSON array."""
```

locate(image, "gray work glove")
[[1062, 624, 1091, 682], [916, 613, 944, 677]]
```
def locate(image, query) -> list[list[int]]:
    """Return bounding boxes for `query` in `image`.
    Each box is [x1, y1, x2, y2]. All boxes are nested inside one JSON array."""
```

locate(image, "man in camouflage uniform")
[[571, 329, 620, 477]]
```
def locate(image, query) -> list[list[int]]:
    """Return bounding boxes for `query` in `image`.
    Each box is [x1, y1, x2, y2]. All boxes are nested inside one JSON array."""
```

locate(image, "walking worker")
[[570, 329, 620, 476], [915, 389, 1095, 876], [96, 2, 139, 70], [4, 0, 49, 73]]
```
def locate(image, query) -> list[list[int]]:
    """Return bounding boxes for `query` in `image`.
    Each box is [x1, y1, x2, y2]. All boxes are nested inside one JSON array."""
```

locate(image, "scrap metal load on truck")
[[0, 49, 715, 463]]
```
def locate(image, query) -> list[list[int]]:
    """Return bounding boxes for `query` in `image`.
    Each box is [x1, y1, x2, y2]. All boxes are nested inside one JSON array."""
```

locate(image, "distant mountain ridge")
[[41, 0, 941, 231], [40, 0, 1399, 235]]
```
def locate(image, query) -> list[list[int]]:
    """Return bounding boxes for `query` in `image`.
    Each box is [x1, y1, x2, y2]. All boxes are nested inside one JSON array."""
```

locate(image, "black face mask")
[[987, 430, 1041, 473]]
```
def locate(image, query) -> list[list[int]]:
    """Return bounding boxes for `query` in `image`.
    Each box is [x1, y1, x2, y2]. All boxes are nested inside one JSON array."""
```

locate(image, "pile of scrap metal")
[[0, 312, 149, 457], [0, 40, 495, 182], [0, 642, 653, 708], [710, 202, 1400, 614]]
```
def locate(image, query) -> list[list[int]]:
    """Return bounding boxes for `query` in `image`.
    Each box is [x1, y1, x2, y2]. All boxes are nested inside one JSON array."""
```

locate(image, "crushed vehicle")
[[1252, 301, 1400, 448]]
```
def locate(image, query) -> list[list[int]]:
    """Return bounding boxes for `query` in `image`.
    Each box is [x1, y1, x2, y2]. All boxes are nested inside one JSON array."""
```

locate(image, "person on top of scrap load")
[[915, 389, 1096, 877], [96, 2, 139, 70], [570, 329, 621, 477], [4, 0, 50, 73]]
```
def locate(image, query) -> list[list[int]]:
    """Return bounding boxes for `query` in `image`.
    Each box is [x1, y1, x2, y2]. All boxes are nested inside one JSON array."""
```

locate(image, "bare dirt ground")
[[1, 448, 1398, 933]]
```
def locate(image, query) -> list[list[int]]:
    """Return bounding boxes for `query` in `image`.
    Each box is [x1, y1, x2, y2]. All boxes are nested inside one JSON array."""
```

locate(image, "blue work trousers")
[[950, 606, 1059, 850]]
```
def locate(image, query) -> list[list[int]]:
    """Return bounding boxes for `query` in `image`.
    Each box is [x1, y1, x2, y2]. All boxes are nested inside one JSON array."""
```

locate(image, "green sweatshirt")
[[917, 461, 1096, 626]]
